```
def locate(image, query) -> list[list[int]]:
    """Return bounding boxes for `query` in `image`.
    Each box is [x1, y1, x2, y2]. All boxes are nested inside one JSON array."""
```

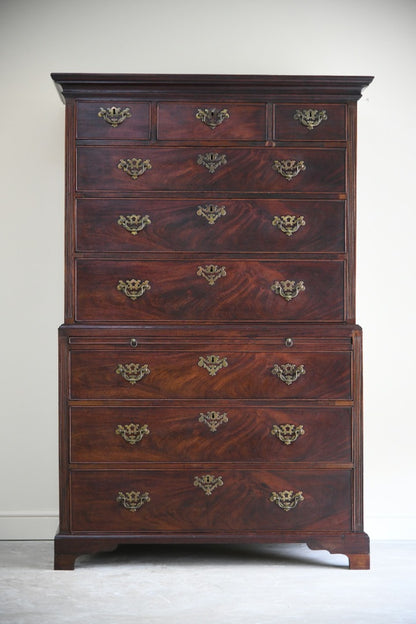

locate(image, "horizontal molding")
[[365, 515, 416, 540], [0, 513, 414, 541], [0, 513, 58, 540]]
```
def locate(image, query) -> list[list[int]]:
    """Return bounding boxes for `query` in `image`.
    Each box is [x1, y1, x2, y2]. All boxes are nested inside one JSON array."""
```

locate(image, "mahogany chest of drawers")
[[52, 73, 372, 569]]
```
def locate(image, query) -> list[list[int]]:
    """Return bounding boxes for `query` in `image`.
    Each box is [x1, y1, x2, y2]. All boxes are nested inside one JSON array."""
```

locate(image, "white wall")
[[0, 0, 415, 540]]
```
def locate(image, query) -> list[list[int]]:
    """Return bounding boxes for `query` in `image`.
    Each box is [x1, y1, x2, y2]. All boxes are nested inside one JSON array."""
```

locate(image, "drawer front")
[[75, 259, 345, 322], [275, 104, 346, 141], [70, 469, 352, 532], [76, 199, 345, 253], [76, 101, 150, 140], [70, 406, 352, 464], [69, 348, 351, 400], [76, 147, 345, 193], [157, 102, 266, 141]]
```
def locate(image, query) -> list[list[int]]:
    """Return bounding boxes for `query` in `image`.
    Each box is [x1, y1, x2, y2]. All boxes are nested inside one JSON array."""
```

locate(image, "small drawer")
[[68, 345, 352, 400], [275, 104, 346, 141], [157, 102, 266, 141], [76, 101, 150, 140], [76, 146, 346, 193], [75, 258, 345, 323], [75, 198, 346, 254], [70, 469, 352, 532], [70, 406, 352, 464]]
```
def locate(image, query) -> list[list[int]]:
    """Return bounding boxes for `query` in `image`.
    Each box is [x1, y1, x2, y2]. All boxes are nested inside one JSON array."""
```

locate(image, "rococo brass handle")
[[272, 159, 306, 181], [116, 490, 150, 512], [116, 363, 150, 385], [198, 354, 228, 376], [271, 424, 305, 445], [269, 490, 304, 511], [272, 363, 306, 385], [199, 411, 229, 432], [115, 423, 150, 444], [117, 158, 152, 179], [195, 107, 230, 129], [197, 264, 226, 286], [271, 280, 305, 301], [118, 214, 151, 235], [98, 106, 131, 127], [272, 215, 306, 236], [196, 203, 227, 224], [197, 152, 227, 174], [194, 474, 224, 495], [117, 279, 151, 300], [293, 109, 327, 130]]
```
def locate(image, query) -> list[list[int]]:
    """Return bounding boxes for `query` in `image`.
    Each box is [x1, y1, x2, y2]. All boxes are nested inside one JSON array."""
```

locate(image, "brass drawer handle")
[[195, 107, 230, 129], [271, 280, 305, 301], [98, 106, 131, 127], [197, 264, 226, 286], [272, 363, 306, 385], [272, 215, 305, 236], [194, 474, 224, 495], [115, 423, 150, 444], [271, 424, 305, 445], [198, 354, 228, 376], [293, 108, 327, 130], [118, 214, 151, 235], [116, 363, 150, 384], [196, 203, 227, 224], [272, 159, 306, 181], [117, 157, 152, 179], [116, 490, 150, 512], [197, 152, 227, 174], [199, 411, 229, 432], [117, 279, 151, 300], [269, 490, 304, 511]]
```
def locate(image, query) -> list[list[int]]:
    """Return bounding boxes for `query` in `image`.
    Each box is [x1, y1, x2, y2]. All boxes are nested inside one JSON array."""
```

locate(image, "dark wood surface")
[[68, 345, 351, 400], [74, 258, 345, 322], [76, 101, 151, 140], [76, 146, 346, 193], [157, 102, 267, 141], [70, 468, 352, 533], [70, 405, 352, 464], [274, 104, 346, 140], [53, 73, 372, 570], [75, 198, 346, 253]]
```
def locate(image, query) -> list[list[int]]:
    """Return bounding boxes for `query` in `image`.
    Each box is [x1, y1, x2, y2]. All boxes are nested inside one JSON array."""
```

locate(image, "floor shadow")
[[77, 542, 347, 569]]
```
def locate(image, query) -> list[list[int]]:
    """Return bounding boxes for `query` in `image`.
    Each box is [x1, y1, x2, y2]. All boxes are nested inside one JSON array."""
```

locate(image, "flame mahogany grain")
[[52, 73, 372, 570]]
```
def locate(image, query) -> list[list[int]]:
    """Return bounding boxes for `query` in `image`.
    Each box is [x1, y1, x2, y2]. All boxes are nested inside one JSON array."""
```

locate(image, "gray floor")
[[0, 541, 415, 623]]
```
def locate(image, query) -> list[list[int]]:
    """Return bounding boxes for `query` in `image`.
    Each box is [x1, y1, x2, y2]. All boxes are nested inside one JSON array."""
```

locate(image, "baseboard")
[[0, 513, 58, 540], [365, 515, 416, 540], [0, 513, 414, 540]]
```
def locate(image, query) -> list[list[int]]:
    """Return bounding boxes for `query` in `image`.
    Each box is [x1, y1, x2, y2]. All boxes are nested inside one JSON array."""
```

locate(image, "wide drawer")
[[76, 101, 150, 140], [76, 147, 345, 193], [75, 259, 345, 322], [75, 198, 345, 253], [274, 104, 346, 141], [70, 406, 352, 464], [68, 347, 351, 400], [70, 469, 352, 532], [157, 102, 266, 141]]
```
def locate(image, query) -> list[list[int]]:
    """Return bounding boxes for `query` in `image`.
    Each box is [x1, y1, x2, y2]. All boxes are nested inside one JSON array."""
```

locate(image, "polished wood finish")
[[70, 406, 352, 464], [274, 104, 346, 141], [76, 146, 346, 193], [68, 344, 352, 400], [52, 73, 372, 569], [70, 469, 352, 532], [75, 258, 345, 322], [75, 198, 346, 254], [157, 102, 266, 141], [76, 101, 150, 139]]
